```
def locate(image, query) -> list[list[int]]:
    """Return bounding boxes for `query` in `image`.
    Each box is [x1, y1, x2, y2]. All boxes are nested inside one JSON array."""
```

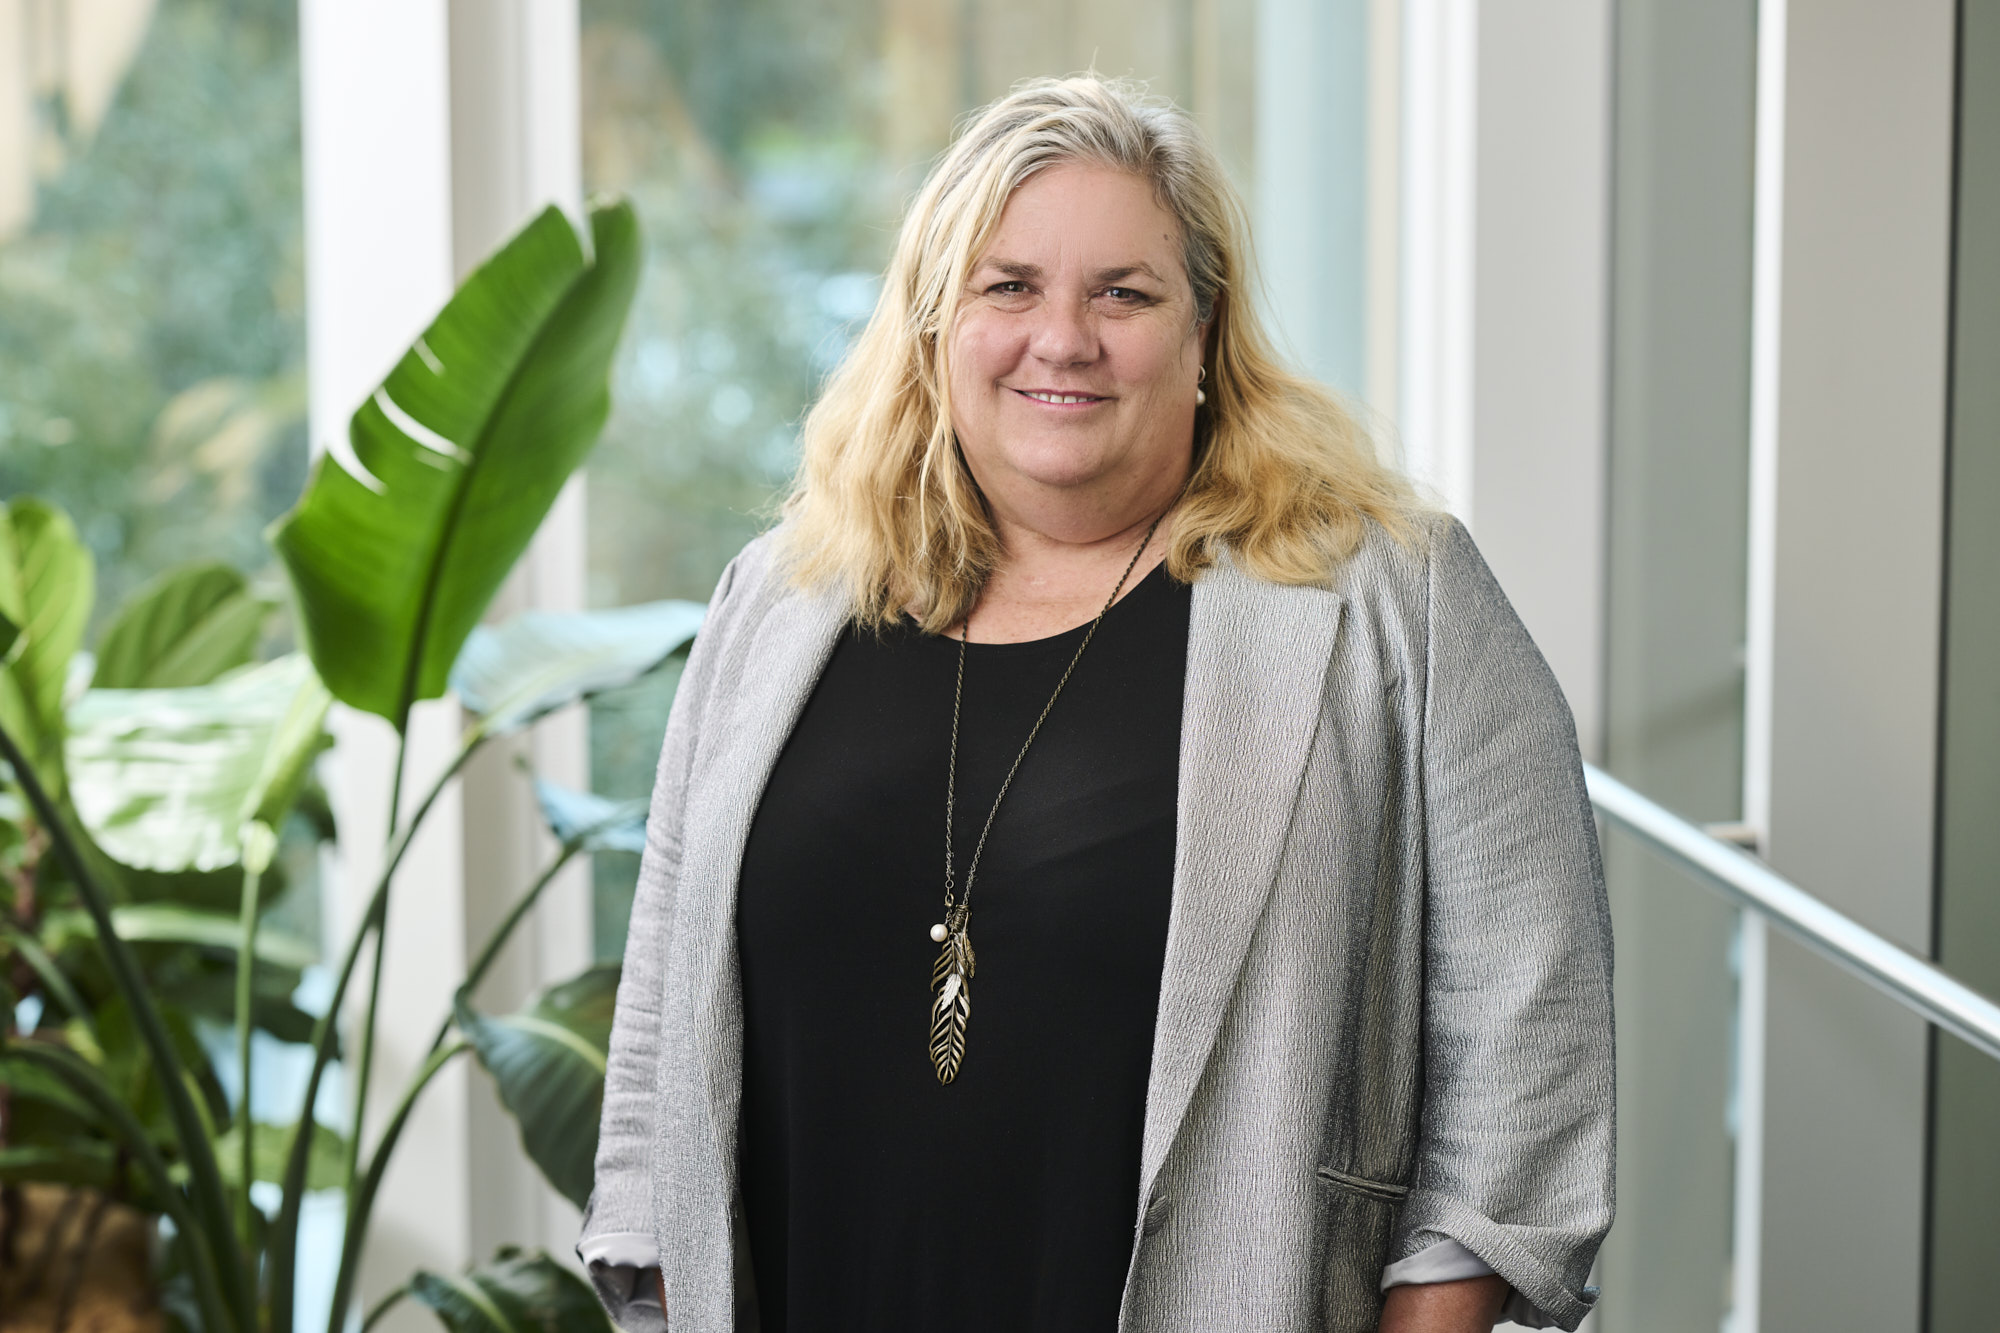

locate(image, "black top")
[[735, 559, 1191, 1332]]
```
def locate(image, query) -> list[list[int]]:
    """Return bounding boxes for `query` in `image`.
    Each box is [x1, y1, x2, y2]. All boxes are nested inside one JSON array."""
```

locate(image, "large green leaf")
[[40, 903, 318, 971], [0, 1050, 98, 1122], [65, 654, 332, 872], [0, 1062, 172, 1210], [271, 199, 643, 727], [1, 921, 93, 1027], [0, 1142, 126, 1190], [213, 1118, 346, 1191], [457, 963, 618, 1209], [452, 599, 704, 739], [0, 498, 94, 800], [532, 781, 646, 855], [93, 561, 271, 689], [408, 1248, 609, 1333]]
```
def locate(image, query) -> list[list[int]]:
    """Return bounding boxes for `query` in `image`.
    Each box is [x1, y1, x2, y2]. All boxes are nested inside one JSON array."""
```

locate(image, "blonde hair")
[[780, 74, 1421, 632]]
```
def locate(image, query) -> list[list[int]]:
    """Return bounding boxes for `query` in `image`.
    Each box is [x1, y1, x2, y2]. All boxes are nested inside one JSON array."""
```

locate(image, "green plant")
[[0, 198, 702, 1332]]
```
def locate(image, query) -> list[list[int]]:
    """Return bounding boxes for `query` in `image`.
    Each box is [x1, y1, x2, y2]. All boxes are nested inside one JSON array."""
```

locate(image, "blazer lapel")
[[1137, 560, 1345, 1206], [659, 576, 847, 1316], [679, 577, 849, 1127]]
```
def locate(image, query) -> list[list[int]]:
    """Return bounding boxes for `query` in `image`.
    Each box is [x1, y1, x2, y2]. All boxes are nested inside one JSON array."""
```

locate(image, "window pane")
[[579, 0, 1317, 957], [0, 0, 314, 939], [1598, 0, 1757, 1325], [1, 0, 306, 626]]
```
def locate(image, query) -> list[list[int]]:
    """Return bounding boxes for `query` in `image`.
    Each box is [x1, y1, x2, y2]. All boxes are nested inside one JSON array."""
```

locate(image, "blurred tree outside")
[[0, 0, 306, 654], [580, 0, 917, 958], [576, 0, 1240, 958]]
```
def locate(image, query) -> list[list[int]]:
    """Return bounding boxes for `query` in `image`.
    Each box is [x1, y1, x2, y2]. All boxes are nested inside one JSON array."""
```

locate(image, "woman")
[[579, 76, 1613, 1333]]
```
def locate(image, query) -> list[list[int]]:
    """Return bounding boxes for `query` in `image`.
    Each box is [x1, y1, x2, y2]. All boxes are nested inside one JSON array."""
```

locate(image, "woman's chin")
[[984, 440, 1141, 494]]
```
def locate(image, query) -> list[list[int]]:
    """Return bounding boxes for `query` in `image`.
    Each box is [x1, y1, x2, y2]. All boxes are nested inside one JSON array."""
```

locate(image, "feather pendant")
[[928, 927, 975, 1083]]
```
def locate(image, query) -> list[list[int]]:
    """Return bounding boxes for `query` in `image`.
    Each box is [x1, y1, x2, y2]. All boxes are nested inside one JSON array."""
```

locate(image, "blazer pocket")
[[1314, 1166, 1408, 1333], [1313, 1165, 1411, 1205]]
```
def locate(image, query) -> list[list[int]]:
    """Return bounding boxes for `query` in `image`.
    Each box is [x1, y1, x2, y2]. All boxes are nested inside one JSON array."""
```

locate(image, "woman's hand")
[[1378, 1274, 1510, 1332]]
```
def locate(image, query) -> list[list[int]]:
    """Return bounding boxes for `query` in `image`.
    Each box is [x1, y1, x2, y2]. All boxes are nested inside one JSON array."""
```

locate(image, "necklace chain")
[[943, 512, 1165, 921], [928, 513, 1165, 1083]]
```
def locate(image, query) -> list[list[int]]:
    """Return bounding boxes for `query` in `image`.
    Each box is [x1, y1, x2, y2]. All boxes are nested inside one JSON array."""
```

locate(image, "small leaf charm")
[[928, 926, 975, 1084]]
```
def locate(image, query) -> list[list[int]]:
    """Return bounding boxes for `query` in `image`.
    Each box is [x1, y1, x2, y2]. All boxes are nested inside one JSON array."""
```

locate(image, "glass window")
[[2, 0, 314, 942], [1597, 0, 1757, 1324], [0, 0, 306, 635], [578, 0, 1277, 956]]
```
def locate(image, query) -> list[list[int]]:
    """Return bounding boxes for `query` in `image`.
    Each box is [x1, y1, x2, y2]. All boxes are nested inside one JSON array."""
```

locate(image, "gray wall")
[[1464, 0, 1612, 762], [1596, 0, 1756, 1327], [1754, 1, 1956, 1329], [1927, 1, 2000, 1327]]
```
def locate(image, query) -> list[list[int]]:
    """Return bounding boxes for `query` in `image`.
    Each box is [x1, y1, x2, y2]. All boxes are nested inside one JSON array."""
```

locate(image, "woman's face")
[[947, 162, 1207, 530]]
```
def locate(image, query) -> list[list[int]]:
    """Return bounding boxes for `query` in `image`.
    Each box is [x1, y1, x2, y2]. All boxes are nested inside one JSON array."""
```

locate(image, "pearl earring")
[[1196, 365, 1208, 407]]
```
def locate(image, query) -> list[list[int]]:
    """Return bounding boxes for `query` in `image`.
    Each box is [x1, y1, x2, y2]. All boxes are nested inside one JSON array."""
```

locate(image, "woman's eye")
[[1102, 287, 1149, 303], [988, 281, 1029, 295]]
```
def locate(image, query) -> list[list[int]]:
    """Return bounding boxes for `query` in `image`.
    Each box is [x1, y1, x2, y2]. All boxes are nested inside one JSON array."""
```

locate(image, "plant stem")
[[429, 837, 584, 1055], [325, 1040, 470, 1333], [4, 1042, 237, 1333], [340, 731, 407, 1202], [360, 1286, 408, 1333], [0, 924, 92, 1036], [0, 720, 255, 1331], [266, 732, 478, 1333], [232, 828, 272, 1249]]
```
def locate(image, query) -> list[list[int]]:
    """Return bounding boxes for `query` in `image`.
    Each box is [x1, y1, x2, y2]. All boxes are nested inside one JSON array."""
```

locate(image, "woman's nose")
[[1027, 297, 1098, 366]]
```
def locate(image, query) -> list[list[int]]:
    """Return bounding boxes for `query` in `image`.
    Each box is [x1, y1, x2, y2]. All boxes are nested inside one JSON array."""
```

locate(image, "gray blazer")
[[581, 511, 1614, 1332]]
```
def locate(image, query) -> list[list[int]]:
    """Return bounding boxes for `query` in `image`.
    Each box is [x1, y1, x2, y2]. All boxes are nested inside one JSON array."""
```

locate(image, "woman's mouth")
[[1014, 388, 1108, 406]]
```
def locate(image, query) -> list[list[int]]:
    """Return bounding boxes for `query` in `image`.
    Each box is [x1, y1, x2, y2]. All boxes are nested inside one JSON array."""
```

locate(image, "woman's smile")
[[1011, 387, 1113, 408]]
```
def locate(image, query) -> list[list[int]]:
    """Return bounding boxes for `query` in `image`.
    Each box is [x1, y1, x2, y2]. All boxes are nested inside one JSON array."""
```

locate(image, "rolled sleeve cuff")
[[577, 1231, 664, 1333], [1382, 1236, 1496, 1286], [1390, 1189, 1601, 1330], [1382, 1235, 1564, 1328]]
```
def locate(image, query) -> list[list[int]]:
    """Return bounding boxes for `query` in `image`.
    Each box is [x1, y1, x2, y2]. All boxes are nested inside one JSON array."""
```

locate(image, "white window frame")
[[302, 2, 589, 1323]]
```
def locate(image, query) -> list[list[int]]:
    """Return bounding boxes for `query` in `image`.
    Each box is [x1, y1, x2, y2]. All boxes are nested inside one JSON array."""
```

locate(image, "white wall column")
[[304, 2, 591, 1326], [299, 0, 467, 1325], [445, 0, 592, 1272], [1400, 0, 1611, 755], [1740, 1, 1957, 1329]]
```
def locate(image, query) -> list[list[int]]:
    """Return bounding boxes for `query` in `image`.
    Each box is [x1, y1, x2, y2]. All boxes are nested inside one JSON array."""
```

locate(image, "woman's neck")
[[962, 504, 1173, 644]]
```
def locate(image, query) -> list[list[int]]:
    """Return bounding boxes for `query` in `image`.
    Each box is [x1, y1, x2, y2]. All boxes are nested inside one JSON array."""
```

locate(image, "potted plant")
[[1, 197, 702, 1333]]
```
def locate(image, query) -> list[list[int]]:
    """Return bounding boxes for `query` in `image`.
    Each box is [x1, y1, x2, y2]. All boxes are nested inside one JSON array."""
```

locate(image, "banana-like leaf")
[[213, 1118, 346, 1191], [0, 498, 94, 800], [453, 599, 704, 739], [0, 1051, 97, 1121], [271, 199, 643, 727], [1, 923, 93, 1027], [40, 904, 318, 971], [159, 959, 323, 1048], [65, 654, 332, 872], [0, 1142, 125, 1190], [457, 964, 618, 1209], [531, 781, 647, 854], [0, 605, 17, 661], [408, 1248, 609, 1333], [93, 561, 271, 689]]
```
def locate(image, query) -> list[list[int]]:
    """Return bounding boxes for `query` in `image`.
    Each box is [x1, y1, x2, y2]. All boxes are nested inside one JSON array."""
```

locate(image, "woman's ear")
[[1197, 291, 1222, 357]]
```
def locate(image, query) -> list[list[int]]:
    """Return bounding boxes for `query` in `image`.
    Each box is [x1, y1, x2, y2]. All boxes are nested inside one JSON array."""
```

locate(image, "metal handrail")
[[1582, 764, 2000, 1064]]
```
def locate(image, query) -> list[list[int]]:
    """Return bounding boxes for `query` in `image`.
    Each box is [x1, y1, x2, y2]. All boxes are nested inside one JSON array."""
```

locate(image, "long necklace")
[[927, 513, 1165, 1084]]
